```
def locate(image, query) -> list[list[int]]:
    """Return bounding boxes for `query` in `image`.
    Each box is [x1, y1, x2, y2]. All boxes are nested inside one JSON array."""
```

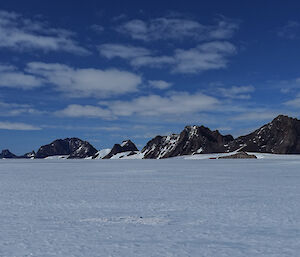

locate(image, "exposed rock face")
[[103, 140, 138, 159], [142, 115, 300, 158], [35, 138, 98, 159], [230, 115, 300, 154], [2, 114, 300, 160], [142, 125, 234, 159], [218, 152, 257, 159], [20, 151, 36, 159], [141, 134, 180, 159], [0, 149, 17, 159]]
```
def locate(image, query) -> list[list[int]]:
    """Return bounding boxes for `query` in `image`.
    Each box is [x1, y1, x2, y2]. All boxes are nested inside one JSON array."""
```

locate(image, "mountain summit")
[[35, 138, 98, 159], [230, 115, 300, 154], [142, 125, 234, 159], [103, 140, 138, 159], [1, 115, 300, 159]]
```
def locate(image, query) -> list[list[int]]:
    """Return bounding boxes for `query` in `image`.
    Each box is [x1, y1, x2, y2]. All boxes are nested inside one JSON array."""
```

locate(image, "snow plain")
[[0, 157, 300, 256]]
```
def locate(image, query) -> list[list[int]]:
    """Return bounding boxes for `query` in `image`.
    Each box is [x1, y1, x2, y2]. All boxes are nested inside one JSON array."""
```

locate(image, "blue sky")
[[1, 0, 300, 154]]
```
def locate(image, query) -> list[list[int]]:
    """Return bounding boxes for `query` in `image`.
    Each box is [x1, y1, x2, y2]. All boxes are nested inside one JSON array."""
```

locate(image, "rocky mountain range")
[[228, 115, 300, 154], [142, 125, 234, 159], [35, 138, 98, 159], [142, 115, 300, 158], [2, 115, 300, 159]]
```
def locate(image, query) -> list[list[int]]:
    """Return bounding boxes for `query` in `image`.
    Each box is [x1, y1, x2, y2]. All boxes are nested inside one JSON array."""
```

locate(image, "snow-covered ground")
[[0, 158, 300, 256]]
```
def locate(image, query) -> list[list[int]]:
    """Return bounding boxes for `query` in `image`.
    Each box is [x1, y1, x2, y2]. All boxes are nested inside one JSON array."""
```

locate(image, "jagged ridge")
[[2, 115, 300, 159], [35, 138, 98, 159], [103, 140, 138, 159], [142, 125, 234, 159]]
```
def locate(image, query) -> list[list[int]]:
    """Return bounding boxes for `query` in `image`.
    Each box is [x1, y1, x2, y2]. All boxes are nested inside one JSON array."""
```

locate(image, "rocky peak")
[[21, 151, 36, 159], [231, 115, 300, 154], [103, 140, 138, 159], [0, 149, 17, 159], [35, 138, 98, 159], [142, 125, 234, 159], [120, 140, 138, 150], [142, 134, 180, 159]]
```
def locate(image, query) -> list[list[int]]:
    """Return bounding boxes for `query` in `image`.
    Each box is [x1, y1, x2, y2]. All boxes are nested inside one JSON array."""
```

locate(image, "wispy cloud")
[[55, 104, 114, 119], [99, 41, 236, 74], [172, 41, 236, 73], [0, 64, 42, 89], [90, 24, 104, 33], [277, 21, 300, 39], [284, 96, 300, 108], [26, 62, 142, 98], [98, 44, 151, 59], [54, 92, 219, 120], [148, 80, 172, 90], [0, 121, 41, 130], [0, 100, 42, 117], [216, 85, 255, 99], [0, 10, 89, 54], [117, 16, 239, 42], [99, 91, 219, 116]]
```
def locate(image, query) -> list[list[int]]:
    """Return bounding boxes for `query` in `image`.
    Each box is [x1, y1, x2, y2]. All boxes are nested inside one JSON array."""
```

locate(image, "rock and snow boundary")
[[2, 115, 300, 159]]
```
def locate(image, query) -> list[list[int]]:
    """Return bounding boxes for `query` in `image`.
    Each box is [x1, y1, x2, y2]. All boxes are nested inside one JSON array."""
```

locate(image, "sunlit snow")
[[0, 157, 300, 256]]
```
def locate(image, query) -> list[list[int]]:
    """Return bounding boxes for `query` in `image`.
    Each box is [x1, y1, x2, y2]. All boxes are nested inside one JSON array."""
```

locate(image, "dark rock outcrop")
[[229, 115, 300, 154], [103, 140, 138, 159], [20, 151, 36, 159], [142, 115, 300, 158], [35, 138, 98, 159], [0, 149, 18, 159], [2, 114, 300, 160], [218, 152, 257, 159], [142, 125, 234, 159]]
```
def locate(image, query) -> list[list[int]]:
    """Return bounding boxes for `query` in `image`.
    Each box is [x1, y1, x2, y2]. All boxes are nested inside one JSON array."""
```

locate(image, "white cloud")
[[0, 10, 89, 54], [0, 100, 42, 116], [217, 85, 255, 99], [99, 41, 236, 74], [148, 80, 172, 89], [0, 121, 41, 130], [100, 91, 219, 116], [117, 17, 238, 41], [55, 104, 114, 119], [0, 64, 42, 89], [98, 44, 151, 59], [26, 62, 142, 98], [284, 97, 300, 108], [131, 55, 175, 67], [172, 41, 236, 73]]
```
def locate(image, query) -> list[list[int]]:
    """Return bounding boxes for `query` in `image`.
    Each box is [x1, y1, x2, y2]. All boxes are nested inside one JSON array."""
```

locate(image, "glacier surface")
[[0, 158, 300, 256]]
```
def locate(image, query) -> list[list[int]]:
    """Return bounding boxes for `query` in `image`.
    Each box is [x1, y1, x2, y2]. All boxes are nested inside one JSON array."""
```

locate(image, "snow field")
[[0, 158, 300, 256]]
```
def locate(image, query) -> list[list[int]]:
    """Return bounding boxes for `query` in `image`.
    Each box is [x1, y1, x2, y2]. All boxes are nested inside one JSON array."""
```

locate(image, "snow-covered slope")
[[109, 151, 143, 159], [92, 148, 111, 159], [44, 155, 69, 160], [1, 159, 300, 256]]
